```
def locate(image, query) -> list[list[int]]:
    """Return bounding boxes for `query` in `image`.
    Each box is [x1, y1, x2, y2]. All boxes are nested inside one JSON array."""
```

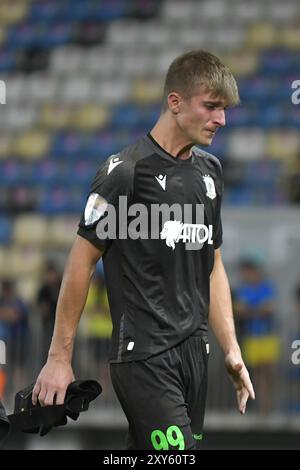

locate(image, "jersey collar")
[[146, 133, 194, 165]]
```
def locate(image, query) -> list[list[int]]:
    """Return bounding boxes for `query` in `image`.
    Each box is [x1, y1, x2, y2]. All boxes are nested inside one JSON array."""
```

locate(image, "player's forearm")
[[48, 241, 100, 362], [209, 251, 241, 357]]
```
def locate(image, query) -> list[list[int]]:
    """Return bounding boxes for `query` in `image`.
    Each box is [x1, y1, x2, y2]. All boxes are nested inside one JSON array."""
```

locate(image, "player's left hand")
[[225, 353, 255, 414]]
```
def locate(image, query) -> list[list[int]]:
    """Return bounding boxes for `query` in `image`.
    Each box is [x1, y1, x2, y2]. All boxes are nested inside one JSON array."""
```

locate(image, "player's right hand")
[[32, 358, 75, 407]]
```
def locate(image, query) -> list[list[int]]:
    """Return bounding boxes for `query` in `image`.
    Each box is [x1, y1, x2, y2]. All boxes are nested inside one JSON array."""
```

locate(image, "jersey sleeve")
[[77, 154, 133, 251], [212, 159, 224, 250]]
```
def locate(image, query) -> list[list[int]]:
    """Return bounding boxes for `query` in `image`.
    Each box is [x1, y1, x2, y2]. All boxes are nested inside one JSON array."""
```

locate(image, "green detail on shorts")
[[151, 425, 185, 450], [193, 433, 203, 441]]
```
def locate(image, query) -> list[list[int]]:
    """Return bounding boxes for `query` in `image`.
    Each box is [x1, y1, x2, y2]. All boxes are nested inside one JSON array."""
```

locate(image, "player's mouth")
[[204, 129, 216, 136]]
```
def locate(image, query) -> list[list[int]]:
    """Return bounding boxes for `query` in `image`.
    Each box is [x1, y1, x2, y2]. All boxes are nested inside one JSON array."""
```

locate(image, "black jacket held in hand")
[[0, 400, 9, 445], [0, 380, 102, 444]]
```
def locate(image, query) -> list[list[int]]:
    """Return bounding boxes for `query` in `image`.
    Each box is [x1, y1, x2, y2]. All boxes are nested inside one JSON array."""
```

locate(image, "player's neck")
[[150, 114, 193, 160]]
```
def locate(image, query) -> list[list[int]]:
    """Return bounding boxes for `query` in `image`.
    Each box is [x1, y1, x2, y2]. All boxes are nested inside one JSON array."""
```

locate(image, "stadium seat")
[[268, 1, 299, 22], [0, 26, 7, 47], [59, 76, 93, 104], [131, 78, 162, 104], [49, 216, 80, 247], [266, 130, 300, 160], [0, 50, 16, 72], [225, 49, 259, 76], [213, 26, 246, 50], [281, 25, 300, 50], [228, 129, 266, 161], [0, 216, 12, 245], [84, 45, 119, 76], [51, 132, 86, 158], [0, 105, 37, 131], [0, 160, 23, 184], [233, 1, 264, 22], [73, 104, 109, 131], [40, 103, 73, 130], [199, 0, 228, 22], [0, 0, 28, 26], [50, 46, 85, 74], [161, 0, 194, 23], [247, 23, 277, 49], [107, 20, 141, 47], [27, 74, 59, 104], [0, 133, 12, 159], [13, 215, 49, 246], [13, 131, 51, 159], [176, 26, 212, 51], [92, 79, 131, 104], [7, 246, 43, 276]]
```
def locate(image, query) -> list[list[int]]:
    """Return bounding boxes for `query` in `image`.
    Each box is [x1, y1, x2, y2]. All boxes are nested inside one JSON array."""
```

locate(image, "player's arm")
[[32, 235, 103, 406], [209, 248, 255, 414]]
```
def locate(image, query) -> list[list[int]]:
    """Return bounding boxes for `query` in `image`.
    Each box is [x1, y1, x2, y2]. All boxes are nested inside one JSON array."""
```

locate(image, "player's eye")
[[204, 103, 216, 110]]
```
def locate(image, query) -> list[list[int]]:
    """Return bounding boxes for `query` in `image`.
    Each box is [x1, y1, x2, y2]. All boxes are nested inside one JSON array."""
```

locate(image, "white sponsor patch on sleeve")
[[84, 193, 108, 226]]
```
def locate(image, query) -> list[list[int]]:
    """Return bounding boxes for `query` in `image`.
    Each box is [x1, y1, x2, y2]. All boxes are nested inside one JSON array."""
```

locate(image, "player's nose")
[[213, 109, 226, 127]]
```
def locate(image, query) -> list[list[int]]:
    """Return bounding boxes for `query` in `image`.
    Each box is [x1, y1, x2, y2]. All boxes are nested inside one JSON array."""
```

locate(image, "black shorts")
[[110, 334, 209, 450]]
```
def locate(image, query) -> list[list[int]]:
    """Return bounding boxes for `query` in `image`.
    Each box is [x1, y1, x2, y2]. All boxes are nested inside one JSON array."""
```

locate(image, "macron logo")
[[155, 174, 166, 191], [107, 156, 123, 175]]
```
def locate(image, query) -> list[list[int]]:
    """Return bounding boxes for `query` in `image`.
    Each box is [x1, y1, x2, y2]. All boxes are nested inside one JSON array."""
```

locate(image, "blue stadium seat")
[[0, 160, 22, 184], [38, 186, 70, 214], [7, 22, 40, 49], [259, 50, 295, 75], [0, 216, 12, 244], [0, 50, 16, 71], [72, 160, 95, 184], [51, 132, 86, 158], [29, 1, 69, 22], [30, 159, 62, 184], [255, 106, 285, 128], [93, 0, 127, 21]]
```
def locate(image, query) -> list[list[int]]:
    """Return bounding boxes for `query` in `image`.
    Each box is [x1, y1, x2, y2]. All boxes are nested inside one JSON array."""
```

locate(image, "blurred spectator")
[[287, 154, 300, 204], [0, 279, 29, 393], [0, 367, 6, 400], [234, 258, 280, 414], [80, 272, 112, 398], [287, 282, 300, 412], [295, 284, 300, 336], [36, 261, 62, 364]]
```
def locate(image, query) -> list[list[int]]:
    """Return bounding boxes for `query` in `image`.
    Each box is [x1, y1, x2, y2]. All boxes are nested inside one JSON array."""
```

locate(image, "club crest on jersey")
[[203, 174, 216, 200]]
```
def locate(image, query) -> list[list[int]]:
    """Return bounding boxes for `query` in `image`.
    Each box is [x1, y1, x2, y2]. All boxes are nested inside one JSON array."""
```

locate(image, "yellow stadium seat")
[[0, 247, 9, 276], [72, 104, 109, 131], [8, 247, 43, 277], [41, 104, 73, 130], [0, 0, 29, 26], [131, 79, 163, 104], [281, 26, 300, 50], [267, 130, 300, 161], [13, 215, 49, 246], [0, 133, 12, 159], [48, 216, 79, 247], [224, 49, 259, 77], [13, 130, 51, 159], [0, 26, 7, 47], [247, 23, 278, 49]]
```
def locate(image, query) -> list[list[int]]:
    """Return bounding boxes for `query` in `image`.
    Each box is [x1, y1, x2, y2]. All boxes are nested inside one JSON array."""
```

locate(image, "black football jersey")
[[78, 133, 223, 363]]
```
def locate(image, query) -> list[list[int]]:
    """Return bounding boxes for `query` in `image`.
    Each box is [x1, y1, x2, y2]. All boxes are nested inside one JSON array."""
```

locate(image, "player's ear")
[[167, 92, 181, 114]]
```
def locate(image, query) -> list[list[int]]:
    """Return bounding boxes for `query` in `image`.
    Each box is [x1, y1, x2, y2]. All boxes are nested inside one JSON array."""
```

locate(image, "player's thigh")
[[110, 359, 196, 450]]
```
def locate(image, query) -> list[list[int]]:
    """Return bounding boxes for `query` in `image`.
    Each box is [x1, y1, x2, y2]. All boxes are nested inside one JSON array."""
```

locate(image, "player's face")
[[176, 89, 227, 146]]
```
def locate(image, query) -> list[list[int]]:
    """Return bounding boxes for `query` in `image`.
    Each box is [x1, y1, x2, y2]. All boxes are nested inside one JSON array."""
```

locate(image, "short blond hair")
[[162, 50, 240, 111]]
